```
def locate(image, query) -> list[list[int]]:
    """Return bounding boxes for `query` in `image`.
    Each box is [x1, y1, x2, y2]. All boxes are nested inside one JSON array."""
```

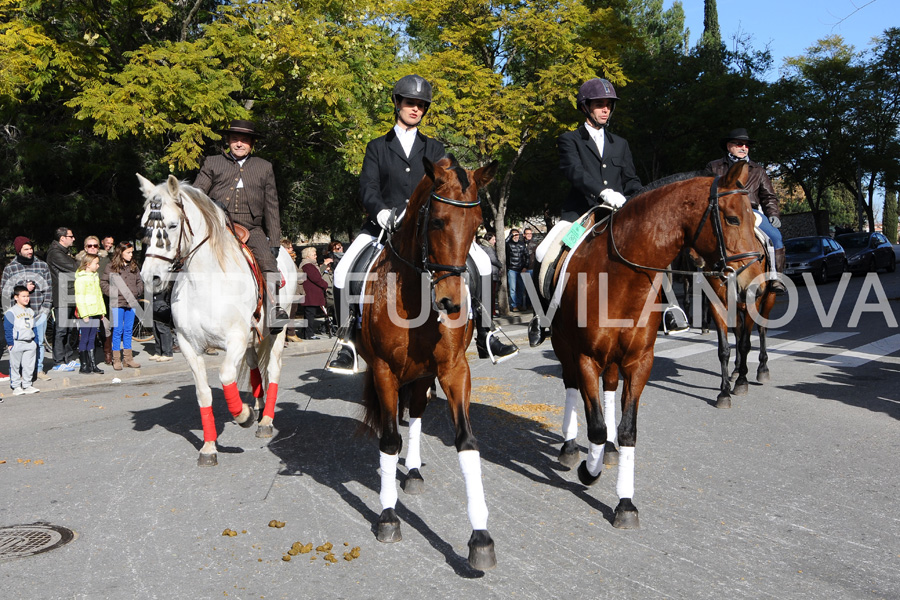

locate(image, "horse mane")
[[631, 170, 711, 200], [392, 156, 459, 259]]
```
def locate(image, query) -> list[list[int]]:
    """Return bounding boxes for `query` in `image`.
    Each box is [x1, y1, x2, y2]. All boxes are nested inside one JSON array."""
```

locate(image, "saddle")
[[537, 206, 612, 300], [346, 241, 383, 310], [226, 222, 285, 334]]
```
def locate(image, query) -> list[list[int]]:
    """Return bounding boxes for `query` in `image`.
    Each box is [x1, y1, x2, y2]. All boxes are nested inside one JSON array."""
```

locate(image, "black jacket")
[[46, 240, 77, 308], [705, 157, 781, 218], [558, 124, 642, 221], [505, 237, 527, 271], [358, 128, 446, 235]]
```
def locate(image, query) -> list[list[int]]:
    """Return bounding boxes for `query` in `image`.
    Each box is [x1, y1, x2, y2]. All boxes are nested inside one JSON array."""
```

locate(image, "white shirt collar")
[[394, 124, 418, 158]]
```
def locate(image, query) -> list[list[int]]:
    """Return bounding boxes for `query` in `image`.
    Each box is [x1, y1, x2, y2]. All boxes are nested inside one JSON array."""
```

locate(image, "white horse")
[[137, 174, 298, 466]]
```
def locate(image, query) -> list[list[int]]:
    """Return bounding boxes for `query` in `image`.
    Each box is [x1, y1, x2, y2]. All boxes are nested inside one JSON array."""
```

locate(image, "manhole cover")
[[0, 523, 76, 560]]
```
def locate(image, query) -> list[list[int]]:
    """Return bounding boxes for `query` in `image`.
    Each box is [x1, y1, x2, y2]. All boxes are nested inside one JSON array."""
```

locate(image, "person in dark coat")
[[46, 226, 79, 369], [193, 119, 290, 329], [479, 233, 502, 317], [298, 247, 328, 340], [529, 78, 643, 345], [328, 75, 516, 372], [706, 128, 785, 292]]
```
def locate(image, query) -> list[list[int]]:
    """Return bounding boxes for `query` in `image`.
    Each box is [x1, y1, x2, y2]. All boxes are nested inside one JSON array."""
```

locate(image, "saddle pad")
[[347, 242, 384, 301], [538, 207, 606, 301]]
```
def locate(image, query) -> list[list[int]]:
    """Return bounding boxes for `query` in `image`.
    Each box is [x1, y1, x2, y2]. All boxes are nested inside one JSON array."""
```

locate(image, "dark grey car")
[[784, 236, 847, 284], [836, 231, 896, 274]]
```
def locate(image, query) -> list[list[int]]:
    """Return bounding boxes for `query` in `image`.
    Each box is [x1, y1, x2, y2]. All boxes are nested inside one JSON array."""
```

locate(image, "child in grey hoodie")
[[4, 285, 39, 395]]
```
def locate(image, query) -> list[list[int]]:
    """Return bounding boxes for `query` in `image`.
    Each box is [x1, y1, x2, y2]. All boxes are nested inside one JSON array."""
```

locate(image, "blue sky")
[[669, 0, 895, 78]]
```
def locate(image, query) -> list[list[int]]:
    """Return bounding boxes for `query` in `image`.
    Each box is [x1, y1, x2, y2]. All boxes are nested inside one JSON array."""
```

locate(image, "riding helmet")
[[392, 75, 433, 115], [576, 78, 619, 112]]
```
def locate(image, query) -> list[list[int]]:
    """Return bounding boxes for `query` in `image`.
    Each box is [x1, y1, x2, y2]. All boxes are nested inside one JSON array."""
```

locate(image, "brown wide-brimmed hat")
[[222, 119, 264, 139], [720, 128, 756, 151]]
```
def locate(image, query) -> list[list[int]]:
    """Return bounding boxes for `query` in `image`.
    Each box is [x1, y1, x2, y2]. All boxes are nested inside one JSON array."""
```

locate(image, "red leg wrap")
[[223, 382, 243, 417], [262, 382, 278, 420], [250, 368, 263, 398], [200, 406, 216, 442]]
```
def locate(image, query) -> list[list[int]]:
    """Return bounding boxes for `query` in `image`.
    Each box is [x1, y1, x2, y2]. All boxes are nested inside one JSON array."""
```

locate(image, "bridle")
[[142, 194, 210, 273], [386, 186, 480, 311], [605, 175, 763, 280]]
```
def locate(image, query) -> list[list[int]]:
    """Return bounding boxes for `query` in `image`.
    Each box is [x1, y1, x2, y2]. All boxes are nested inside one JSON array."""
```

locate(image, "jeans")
[[52, 306, 78, 364], [755, 210, 783, 249], [33, 312, 48, 373], [507, 269, 524, 309], [78, 318, 99, 351], [153, 318, 173, 357], [111, 307, 135, 351]]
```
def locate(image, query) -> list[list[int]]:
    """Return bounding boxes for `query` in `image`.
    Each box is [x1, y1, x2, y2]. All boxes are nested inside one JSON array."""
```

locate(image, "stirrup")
[[479, 328, 519, 365], [662, 305, 689, 335], [326, 340, 360, 374]]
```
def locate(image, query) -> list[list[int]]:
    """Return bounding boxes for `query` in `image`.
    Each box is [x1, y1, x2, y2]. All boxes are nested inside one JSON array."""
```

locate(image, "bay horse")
[[549, 161, 761, 528], [358, 156, 499, 570], [700, 232, 776, 408], [137, 174, 298, 466]]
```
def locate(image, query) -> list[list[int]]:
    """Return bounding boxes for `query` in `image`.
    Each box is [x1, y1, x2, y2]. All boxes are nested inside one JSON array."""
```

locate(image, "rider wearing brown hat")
[[194, 119, 290, 329], [706, 128, 785, 292]]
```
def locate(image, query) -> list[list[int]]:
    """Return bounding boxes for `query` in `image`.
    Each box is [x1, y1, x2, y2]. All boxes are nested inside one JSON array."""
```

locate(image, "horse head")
[[691, 161, 764, 292], [397, 156, 498, 316]]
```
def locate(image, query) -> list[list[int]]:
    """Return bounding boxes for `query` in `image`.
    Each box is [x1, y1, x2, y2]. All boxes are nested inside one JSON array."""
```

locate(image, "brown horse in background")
[[700, 234, 776, 408], [358, 156, 499, 570], [550, 161, 761, 528]]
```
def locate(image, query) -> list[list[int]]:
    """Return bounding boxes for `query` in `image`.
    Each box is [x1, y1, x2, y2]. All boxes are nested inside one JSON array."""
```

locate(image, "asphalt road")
[[1, 267, 899, 600]]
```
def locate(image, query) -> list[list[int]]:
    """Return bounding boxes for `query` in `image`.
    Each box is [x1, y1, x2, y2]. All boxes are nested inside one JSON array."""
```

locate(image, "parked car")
[[783, 236, 847, 284], [835, 231, 896, 274]]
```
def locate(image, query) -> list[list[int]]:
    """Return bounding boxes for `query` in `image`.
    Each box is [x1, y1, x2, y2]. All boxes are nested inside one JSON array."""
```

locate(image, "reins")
[[383, 185, 480, 314], [604, 175, 763, 280]]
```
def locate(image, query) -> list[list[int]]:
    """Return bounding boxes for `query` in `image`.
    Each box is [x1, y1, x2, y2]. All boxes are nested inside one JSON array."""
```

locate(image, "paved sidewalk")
[[0, 314, 531, 395]]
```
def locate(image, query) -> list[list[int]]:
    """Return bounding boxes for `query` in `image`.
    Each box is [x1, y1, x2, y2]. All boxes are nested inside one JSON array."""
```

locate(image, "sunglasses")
[[86, 244, 99, 248]]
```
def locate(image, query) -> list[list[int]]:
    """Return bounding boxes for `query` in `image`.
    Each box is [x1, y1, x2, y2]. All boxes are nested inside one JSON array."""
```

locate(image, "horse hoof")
[[612, 499, 640, 529], [603, 442, 619, 465], [376, 508, 402, 543], [757, 369, 770, 383], [577, 461, 601, 486], [402, 468, 425, 495], [733, 380, 749, 396], [238, 406, 257, 428], [197, 453, 218, 467], [255, 424, 274, 438], [716, 394, 732, 409], [467, 530, 497, 570], [558, 439, 580, 469]]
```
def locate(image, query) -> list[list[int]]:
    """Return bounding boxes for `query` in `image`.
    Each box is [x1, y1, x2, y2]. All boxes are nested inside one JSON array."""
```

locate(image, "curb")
[[5, 315, 532, 395]]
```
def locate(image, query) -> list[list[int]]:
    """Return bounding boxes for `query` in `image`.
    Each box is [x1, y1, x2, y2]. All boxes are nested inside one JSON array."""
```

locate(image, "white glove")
[[376, 209, 392, 230], [769, 215, 781, 228], [600, 189, 626, 208]]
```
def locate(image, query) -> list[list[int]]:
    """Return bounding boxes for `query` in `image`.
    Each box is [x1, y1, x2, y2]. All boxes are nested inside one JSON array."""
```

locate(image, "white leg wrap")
[[585, 442, 605, 477], [405, 417, 422, 470], [616, 446, 636, 500], [379, 451, 399, 510], [458, 450, 489, 530], [562, 388, 580, 441], [603, 390, 617, 445]]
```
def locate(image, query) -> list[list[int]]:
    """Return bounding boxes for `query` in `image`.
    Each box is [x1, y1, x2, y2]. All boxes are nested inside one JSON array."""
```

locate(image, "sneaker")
[[156, 355, 173, 362], [67, 359, 80, 369], [36, 371, 52, 381], [148, 354, 160, 361], [0, 373, 8, 380], [13, 387, 26, 396], [21, 386, 39, 394], [50, 364, 64, 371]]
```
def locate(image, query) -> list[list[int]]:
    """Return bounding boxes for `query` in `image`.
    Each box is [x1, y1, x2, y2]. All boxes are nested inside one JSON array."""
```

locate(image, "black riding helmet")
[[577, 78, 618, 128], [392, 74, 433, 116]]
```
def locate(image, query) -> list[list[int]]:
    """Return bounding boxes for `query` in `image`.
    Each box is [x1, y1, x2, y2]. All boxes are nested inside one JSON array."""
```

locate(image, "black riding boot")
[[474, 304, 517, 363], [78, 350, 91, 374], [88, 350, 104, 374], [266, 277, 290, 334], [528, 269, 549, 347], [327, 286, 359, 373]]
